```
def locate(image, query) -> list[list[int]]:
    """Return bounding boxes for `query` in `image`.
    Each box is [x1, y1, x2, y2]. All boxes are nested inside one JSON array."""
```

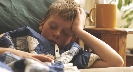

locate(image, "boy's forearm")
[[0, 47, 10, 55], [0, 47, 20, 55], [0, 47, 28, 56], [73, 29, 123, 67]]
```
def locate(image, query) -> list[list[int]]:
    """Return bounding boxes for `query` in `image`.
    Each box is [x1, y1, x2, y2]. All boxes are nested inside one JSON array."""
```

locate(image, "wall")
[[75, 0, 133, 49]]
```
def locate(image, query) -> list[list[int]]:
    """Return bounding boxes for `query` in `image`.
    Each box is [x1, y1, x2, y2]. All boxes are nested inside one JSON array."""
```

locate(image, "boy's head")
[[39, 0, 80, 49], [44, 0, 80, 23]]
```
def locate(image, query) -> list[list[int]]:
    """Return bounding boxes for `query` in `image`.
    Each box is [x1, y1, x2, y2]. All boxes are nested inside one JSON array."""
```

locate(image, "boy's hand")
[[3, 48, 54, 62], [72, 7, 86, 32], [32, 54, 54, 62]]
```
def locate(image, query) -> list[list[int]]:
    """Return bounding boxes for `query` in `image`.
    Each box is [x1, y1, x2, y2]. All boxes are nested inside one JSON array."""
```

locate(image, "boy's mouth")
[[48, 40, 56, 44]]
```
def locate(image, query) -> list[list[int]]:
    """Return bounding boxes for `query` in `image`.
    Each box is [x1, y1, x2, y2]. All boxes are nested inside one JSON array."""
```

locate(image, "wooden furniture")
[[126, 54, 133, 67], [78, 28, 133, 66]]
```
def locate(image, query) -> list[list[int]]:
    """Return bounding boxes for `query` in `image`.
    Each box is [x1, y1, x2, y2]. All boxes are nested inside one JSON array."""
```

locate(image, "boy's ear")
[[71, 36, 78, 42], [39, 18, 45, 31]]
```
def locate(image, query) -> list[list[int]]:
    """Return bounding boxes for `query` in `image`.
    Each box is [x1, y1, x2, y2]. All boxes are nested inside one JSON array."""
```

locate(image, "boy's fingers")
[[32, 55, 53, 62], [76, 7, 80, 15], [79, 8, 86, 17], [23, 55, 42, 62], [46, 55, 54, 59], [38, 54, 54, 59]]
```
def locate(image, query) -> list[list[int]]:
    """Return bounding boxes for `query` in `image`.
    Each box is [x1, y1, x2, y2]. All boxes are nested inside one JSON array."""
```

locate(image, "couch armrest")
[[79, 67, 133, 72]]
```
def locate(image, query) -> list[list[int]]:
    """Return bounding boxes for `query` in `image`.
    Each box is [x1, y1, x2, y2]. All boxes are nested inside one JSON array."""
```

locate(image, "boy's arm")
[[72, 8, 124, 68], [0, 47, 53, 62], [73, 30, 123, 67]]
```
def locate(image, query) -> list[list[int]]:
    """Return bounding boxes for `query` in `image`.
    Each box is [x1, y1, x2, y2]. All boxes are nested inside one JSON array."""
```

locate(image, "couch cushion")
[[0, 0, 55, 34], [79, 67, 133, 72]]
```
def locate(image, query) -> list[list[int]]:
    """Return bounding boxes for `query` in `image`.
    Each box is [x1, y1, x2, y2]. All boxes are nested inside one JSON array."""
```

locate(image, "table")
[[78, 28, 133, 66]]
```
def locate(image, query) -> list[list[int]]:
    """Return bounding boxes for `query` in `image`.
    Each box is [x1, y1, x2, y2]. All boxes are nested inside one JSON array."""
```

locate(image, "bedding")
[[0, 26, 100, 72], [0, 49, 79, 72], [0, 54, 79, 72], [0, 26, 80, 72], [0, 61, 13, 72]]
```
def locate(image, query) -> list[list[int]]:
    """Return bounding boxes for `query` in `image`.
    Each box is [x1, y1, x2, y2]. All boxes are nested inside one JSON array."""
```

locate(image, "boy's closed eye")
[[48, 22, 73, 36], [49, 22, 57, 29]]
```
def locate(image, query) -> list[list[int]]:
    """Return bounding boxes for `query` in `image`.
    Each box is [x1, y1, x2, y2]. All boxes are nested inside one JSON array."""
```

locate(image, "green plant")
[[111, 0, 133, 28]]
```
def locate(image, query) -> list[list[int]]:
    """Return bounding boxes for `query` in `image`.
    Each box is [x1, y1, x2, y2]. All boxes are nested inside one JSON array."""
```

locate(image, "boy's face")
[[39, 15, 75, 49]]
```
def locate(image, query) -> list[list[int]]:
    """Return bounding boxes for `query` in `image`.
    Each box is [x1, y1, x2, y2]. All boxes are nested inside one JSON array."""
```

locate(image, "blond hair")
[[44, 0, 80, 22]]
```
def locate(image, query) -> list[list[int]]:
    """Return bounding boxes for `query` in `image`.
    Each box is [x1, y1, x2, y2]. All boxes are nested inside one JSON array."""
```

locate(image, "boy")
[[38, 0, 123, 68], [0, 0, 123, 69]]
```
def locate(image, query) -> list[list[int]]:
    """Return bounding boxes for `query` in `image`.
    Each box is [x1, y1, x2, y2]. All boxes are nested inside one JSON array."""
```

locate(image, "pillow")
[[0, 0, 55, 34]]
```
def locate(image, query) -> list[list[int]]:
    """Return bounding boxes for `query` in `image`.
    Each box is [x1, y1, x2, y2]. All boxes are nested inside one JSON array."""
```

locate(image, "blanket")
[[0, 52, 79, 72], [0, 61, 13, 72], [0, 26, 100, 72]]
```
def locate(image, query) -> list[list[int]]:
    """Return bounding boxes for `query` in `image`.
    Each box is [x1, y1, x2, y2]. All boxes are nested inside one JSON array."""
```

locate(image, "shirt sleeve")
[[87, 53, 100, 67], [67, 42, 100, 69]]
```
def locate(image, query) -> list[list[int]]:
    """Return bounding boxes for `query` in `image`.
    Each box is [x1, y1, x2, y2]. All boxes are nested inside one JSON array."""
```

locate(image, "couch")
[[0, 0, 55, 34], [0, 0, 133, 72]]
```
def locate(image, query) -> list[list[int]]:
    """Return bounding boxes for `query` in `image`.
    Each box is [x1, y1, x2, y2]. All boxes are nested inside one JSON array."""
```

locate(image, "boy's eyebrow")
[[50, 21, 57, 24]]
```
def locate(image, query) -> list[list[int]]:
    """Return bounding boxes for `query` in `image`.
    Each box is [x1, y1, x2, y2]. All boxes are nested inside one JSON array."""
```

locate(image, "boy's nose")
[[53, 31, 61, 39]]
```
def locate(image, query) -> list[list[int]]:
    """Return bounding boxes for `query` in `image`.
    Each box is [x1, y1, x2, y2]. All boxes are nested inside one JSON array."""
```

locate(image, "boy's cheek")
[[71, 36, 77, 42]]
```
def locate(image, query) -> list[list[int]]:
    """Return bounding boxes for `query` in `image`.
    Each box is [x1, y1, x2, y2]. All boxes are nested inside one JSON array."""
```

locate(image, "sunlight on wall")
[[74, 0, 85, 8], [125, 10, 133, 48]]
